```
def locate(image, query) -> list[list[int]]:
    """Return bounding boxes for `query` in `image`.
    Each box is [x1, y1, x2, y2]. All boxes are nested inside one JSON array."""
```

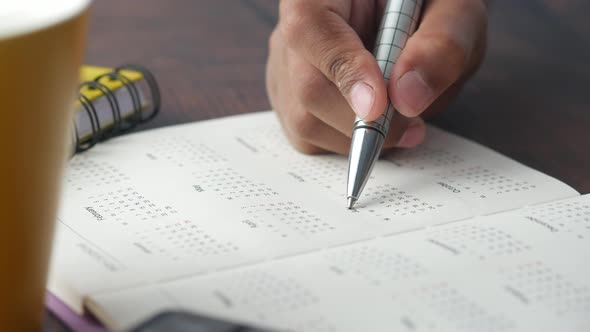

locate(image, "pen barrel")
[[354, 0, 423, 136]]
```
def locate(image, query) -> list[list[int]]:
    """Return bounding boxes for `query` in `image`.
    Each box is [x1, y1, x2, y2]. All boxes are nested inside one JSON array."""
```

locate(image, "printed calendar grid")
[[240, 202, 337, 238], [524, 200, 590, 239], [356, 184, 444, 221], [397, 282, 514, 332], [54, 111, 589, 332], [134, 218, 239, 261], [193, 167, 279, 201], [213, 270, 319, 319], [65, 156, 131, 191], [146, 136, 228, 168], [87, 187, 178, 225], [501, 261, 590, 316]]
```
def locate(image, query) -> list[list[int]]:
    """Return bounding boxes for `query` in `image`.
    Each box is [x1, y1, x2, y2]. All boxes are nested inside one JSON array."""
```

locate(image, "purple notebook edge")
[[45, 292, 107, 332]]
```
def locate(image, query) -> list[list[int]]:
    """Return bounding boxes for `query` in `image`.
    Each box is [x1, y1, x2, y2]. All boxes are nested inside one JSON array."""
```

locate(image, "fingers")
[[281, 53, 360, 154], [384, 114, 426, 149], [279, 0, 388, 121], [280, 108, 426, 155], [268, 0, 472, 155], [287, 53, 355, 137], [284, 48, 425, 153], [390, 0, 488, 117], [274, 110, 327, 155], [268, 23, 426, 155], [282, 109, 354, 155]]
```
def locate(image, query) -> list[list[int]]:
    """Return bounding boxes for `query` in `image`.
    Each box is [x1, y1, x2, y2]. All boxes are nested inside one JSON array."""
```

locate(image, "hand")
[[266, 0, 488, 154]]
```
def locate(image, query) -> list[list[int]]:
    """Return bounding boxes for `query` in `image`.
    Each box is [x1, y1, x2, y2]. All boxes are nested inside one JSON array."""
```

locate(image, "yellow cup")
[[0, 1, 90, 330]]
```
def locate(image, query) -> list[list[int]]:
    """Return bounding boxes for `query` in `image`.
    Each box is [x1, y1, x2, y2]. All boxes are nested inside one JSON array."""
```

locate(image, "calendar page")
[[87, 194, 590, 332], [47, 111, 578, 318]]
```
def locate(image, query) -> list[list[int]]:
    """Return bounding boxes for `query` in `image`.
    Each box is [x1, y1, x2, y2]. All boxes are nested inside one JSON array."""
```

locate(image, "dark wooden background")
[[45, 0, 590, 330]]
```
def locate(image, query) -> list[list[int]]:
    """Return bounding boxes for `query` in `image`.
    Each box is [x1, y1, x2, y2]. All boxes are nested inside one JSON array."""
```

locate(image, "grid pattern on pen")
[[372, 0, 422, 133]]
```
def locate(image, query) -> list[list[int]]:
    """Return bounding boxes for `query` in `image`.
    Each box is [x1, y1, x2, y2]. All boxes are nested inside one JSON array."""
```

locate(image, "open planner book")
[[48, 111, 590, 331]]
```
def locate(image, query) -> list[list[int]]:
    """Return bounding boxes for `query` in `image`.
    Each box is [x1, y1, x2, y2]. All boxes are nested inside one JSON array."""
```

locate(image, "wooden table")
[[45, 0, 590, 330]]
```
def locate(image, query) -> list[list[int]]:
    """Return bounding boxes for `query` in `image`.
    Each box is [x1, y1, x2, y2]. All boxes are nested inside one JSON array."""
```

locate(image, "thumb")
[[279, 0, 387, 121], [389, 0, 488, 117]]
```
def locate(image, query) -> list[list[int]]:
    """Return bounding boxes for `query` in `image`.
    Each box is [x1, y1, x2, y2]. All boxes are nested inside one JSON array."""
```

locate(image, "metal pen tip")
[[347, 197, 357, 210]]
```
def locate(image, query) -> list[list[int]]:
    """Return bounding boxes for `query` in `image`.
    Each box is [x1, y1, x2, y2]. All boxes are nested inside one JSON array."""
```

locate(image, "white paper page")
[[89, 194, 590, 332], [48, 111, 578, 311]]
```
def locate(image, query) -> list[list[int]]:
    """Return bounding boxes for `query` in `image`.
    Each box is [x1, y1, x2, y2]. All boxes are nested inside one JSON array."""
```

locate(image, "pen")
[[346, 0, 423, 209]]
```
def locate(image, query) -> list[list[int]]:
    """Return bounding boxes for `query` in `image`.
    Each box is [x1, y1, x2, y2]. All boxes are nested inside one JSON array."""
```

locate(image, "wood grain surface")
[[45, 0, 590, 330]]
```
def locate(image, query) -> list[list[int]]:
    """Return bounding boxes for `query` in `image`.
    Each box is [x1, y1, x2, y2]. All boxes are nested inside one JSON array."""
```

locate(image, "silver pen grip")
[[354, 0, 423, 136]]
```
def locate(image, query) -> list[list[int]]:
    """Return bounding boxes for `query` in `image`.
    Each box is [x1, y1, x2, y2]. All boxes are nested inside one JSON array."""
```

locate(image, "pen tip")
[[347, 197, 357, 210]]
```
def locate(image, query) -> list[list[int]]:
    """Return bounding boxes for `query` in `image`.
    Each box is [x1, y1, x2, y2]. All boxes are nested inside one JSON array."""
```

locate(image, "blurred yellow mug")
[[0, 0, 90, 330]]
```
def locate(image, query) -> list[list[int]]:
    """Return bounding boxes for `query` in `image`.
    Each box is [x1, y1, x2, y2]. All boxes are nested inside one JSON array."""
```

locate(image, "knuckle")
[[289, 109, 320, 141]]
